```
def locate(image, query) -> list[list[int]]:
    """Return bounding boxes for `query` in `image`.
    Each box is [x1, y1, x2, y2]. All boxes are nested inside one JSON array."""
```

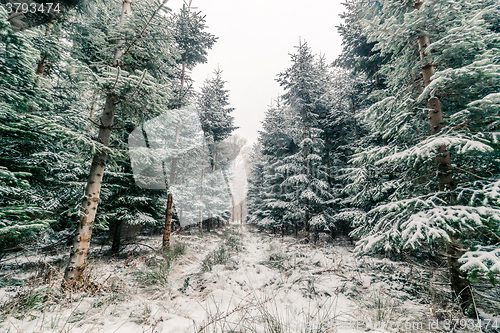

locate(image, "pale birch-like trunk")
[[63, 0, 132, 286], [414, 0, 472, 313], [163, 123, 181, 250]]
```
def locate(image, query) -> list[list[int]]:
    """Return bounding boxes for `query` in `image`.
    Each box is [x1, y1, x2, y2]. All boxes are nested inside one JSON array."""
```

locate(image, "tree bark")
[[163, 122, 181, 250], [110, 219, 123, 255], [63, 95, 117, 285], [414, 0, 471, 314], [63, 0, 132, 287]]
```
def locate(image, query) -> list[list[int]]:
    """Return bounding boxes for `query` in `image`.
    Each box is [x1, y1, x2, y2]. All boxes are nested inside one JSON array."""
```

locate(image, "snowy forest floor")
[[0, 224, 499, 333]]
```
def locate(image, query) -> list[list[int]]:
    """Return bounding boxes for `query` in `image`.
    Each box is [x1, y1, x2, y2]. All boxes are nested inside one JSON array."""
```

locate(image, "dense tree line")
[[0, 0, 236, 286], [247, 0, 500, 315]]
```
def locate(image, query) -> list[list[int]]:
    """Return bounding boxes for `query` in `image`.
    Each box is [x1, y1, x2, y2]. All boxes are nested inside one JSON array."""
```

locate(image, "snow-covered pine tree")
[[347, 0, 500, 314], [324, 68, 372, 237], [276, 42, 333, 240], [162, 3, 217, 249], [247, 144, 266, 226], [0, 6, 93, 250], [63, 0, 176, 285], [252, 99, 295, 234], [197, 69, 238, 231]]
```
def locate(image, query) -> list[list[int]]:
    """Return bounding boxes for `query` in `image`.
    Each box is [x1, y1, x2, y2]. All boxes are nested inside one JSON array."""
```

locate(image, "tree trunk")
[[163, 193, 174, 249], [198, 141, 206, 232], [63, 0, 132, 287], [163, 122, 181, 250], [302, 107, 310, 238], [63, 95, 117, 285], [222, 169, 235, 224], [88, 93, 99, 134], [36, 17, 55, 76], [325, 136, 332, 191], [414, 0, 471, 314], [111, 219, 123, 255], [447, 234, 473, 313], [240, 201, 243, 224]]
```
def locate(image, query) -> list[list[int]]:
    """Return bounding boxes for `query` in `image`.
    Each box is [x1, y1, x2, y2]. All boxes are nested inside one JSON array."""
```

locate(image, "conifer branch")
[[121, 0, 170, 60]]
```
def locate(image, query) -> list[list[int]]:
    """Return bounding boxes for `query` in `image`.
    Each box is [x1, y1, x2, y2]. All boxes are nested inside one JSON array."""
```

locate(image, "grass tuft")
[[138, 242, 187, 287]]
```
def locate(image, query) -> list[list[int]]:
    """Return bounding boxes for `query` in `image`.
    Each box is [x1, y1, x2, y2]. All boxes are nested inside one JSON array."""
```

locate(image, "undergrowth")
[[201, 229, 242, 272], [137, 241, 186, 287]]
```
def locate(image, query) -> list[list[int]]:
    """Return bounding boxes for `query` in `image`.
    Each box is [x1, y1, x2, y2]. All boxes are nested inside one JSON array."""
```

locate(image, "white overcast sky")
[[167, 0, 346, 144]]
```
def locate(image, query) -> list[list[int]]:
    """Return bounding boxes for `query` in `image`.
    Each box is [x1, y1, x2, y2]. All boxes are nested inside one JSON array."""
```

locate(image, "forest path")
[[161, 224, 372, 332], [1, 223, 437, 333]]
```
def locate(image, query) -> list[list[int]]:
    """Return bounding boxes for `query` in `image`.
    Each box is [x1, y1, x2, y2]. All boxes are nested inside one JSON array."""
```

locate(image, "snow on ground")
[[0, 224, 490, 332]]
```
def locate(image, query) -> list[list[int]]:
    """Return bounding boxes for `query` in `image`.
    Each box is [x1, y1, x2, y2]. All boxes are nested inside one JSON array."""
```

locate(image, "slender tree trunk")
[[414, 0, 471, 314], [63, 0, 132, 287], [240, 201, 243, 224], [36, 17, 56, 78], [325, 136, 332, 191], [207, 143, 217, 232], [351, 96, 359, 141], [63, 96, 118, 285], [110, 219, 123, 255], [163, 123, 181, 250], [88, 93, 99, 134], [163, 57, 187, 249], [302, 107, 310, 238], [198, 139, 207, 232], [222, 169, 235, 224]]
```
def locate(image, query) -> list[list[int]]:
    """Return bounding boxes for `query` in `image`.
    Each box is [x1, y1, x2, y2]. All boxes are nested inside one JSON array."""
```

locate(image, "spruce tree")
[[346, 0, 500, 314]]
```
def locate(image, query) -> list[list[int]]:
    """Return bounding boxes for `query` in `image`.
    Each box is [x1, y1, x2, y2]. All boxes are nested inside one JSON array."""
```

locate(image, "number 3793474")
[[5, 2, 61, 14]]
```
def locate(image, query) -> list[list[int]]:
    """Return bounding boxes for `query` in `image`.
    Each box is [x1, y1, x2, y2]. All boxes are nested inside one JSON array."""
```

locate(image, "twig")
[[468, 285, 483, 333], [58, 297, 84, 333], [88, 117, 101, 128], [197, 297, 271, 333], [95, 274, 112, 294], [125, 242, 156, 251], [111, 66, 121, 90], [121, 0, 170, 59]]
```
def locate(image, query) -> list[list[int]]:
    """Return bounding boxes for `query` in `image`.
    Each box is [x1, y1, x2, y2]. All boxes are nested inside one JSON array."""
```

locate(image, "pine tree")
[[346, 0, 500, 314], [252, 100, 295, 234], [197, 69, 237, 231], [0, 6, 87, 250], [162, 3, 216, 249], [63, 0, 176, 285], [276, 42, 333, 240]]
